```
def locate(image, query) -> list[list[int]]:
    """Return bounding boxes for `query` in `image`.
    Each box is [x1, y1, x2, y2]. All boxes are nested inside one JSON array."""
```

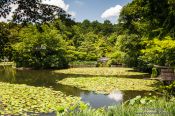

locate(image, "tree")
[[80, 19, 92, 34], [108, 33, 118, 45], [78, 32, 98, 61], [101, 20, 114, 36], [12, 24, 68, 69], [91, 20, 102, 34], [115, 0, 175, 70], [118, 0, 175, 38], [0, 22, 10, 60], [140, 36, 175, 66], [0, 0, 69, 23], [115, 34, 142, 67]]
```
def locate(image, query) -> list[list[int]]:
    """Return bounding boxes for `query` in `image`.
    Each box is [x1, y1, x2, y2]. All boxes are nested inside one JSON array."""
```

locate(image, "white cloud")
[[42, 0, 76, 18], [42, 0, 69, 11], [101, 5, 122, 19]]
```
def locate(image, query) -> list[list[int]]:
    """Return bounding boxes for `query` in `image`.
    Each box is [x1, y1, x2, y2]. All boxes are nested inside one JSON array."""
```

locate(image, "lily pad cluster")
[[59, 77, 157, 94], [0, 82, 83, 115], [54, 67, 147, 76], [57, 68, 157, 94]]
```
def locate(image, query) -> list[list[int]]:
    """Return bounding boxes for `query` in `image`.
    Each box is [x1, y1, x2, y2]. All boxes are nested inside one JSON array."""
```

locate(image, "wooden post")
[[154, 65, 175, 85], [159, 68, 175, 85]]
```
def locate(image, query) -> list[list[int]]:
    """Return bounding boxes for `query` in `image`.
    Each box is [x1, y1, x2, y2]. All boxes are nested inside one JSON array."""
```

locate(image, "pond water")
[[0, 66, 153, 108]]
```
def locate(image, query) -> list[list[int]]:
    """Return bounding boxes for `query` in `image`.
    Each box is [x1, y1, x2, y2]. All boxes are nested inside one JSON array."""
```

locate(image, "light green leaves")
[[0, 82, 83, 115], [140, 36, 175, 66]]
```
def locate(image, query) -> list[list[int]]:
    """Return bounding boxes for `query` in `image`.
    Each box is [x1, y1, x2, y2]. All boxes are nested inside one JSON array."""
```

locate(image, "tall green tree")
[[119, 0, 175, 38], [0, 22, 10, 60], [12, 24, 68, 69], [115, 0, 175, 70]]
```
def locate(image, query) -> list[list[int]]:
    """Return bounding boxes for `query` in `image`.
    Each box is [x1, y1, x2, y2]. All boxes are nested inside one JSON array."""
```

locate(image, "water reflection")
[[108, 91, 123, 102], [0, 66, 154, 108], [81, 92, 122, 108]]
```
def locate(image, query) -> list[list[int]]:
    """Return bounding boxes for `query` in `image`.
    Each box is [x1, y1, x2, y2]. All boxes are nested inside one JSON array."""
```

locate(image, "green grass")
[[55, 68, 157, 94], [0, 82, 83, 115]]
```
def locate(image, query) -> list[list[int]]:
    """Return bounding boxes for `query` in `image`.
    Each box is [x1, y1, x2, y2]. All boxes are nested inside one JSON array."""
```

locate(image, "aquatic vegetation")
[[0, 82, 83, 115], [57, 68, 157, 94], [0, 68, 162, 115], [54, 67, 148, 77], [58, 77, 157, 94]]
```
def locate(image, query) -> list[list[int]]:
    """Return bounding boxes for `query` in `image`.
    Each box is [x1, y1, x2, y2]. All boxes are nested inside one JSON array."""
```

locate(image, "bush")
[[140, 36, 175, 66], [107, 51, 125, 66], [12, 24, 68, 69], [158, 81, 175, 97], [151, 68, 158, 78]]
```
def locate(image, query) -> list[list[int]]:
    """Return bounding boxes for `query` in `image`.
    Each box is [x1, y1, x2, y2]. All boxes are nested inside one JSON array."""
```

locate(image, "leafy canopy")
[[12, 24, 68, 69], [0, 0, 69, 23]]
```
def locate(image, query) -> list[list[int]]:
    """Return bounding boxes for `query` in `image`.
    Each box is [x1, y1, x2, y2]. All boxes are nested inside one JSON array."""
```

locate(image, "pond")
[[0, 66, 153, 108]]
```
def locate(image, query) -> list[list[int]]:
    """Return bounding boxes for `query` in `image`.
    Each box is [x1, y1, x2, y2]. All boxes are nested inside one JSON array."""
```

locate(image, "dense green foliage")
[[0, 19, 116, 68], [116, 0, 175, 70], [140, 36, 175, 66], [0, 22, 10, 60], [12, 24, 68, 69], [0, 0, 175, 70], [0, 0, 175, 115]]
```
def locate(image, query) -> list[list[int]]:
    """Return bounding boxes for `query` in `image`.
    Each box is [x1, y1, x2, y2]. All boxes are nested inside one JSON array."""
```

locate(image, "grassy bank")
[[0, 82, 84, 115], [55, 68, 157, 94], [60, 97, 175, 116]]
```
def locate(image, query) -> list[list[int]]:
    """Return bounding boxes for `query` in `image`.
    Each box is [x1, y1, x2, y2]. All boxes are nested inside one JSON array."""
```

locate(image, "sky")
[[64, 0, 132, 23], [0, 0, 133, 23], [43, 0, 132, 23]]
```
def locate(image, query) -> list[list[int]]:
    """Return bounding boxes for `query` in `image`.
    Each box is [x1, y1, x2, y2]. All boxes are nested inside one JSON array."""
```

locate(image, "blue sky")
[[42, 0, 132, 23], [64, 0, 132, 23], [0, 0, 132, 23]]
